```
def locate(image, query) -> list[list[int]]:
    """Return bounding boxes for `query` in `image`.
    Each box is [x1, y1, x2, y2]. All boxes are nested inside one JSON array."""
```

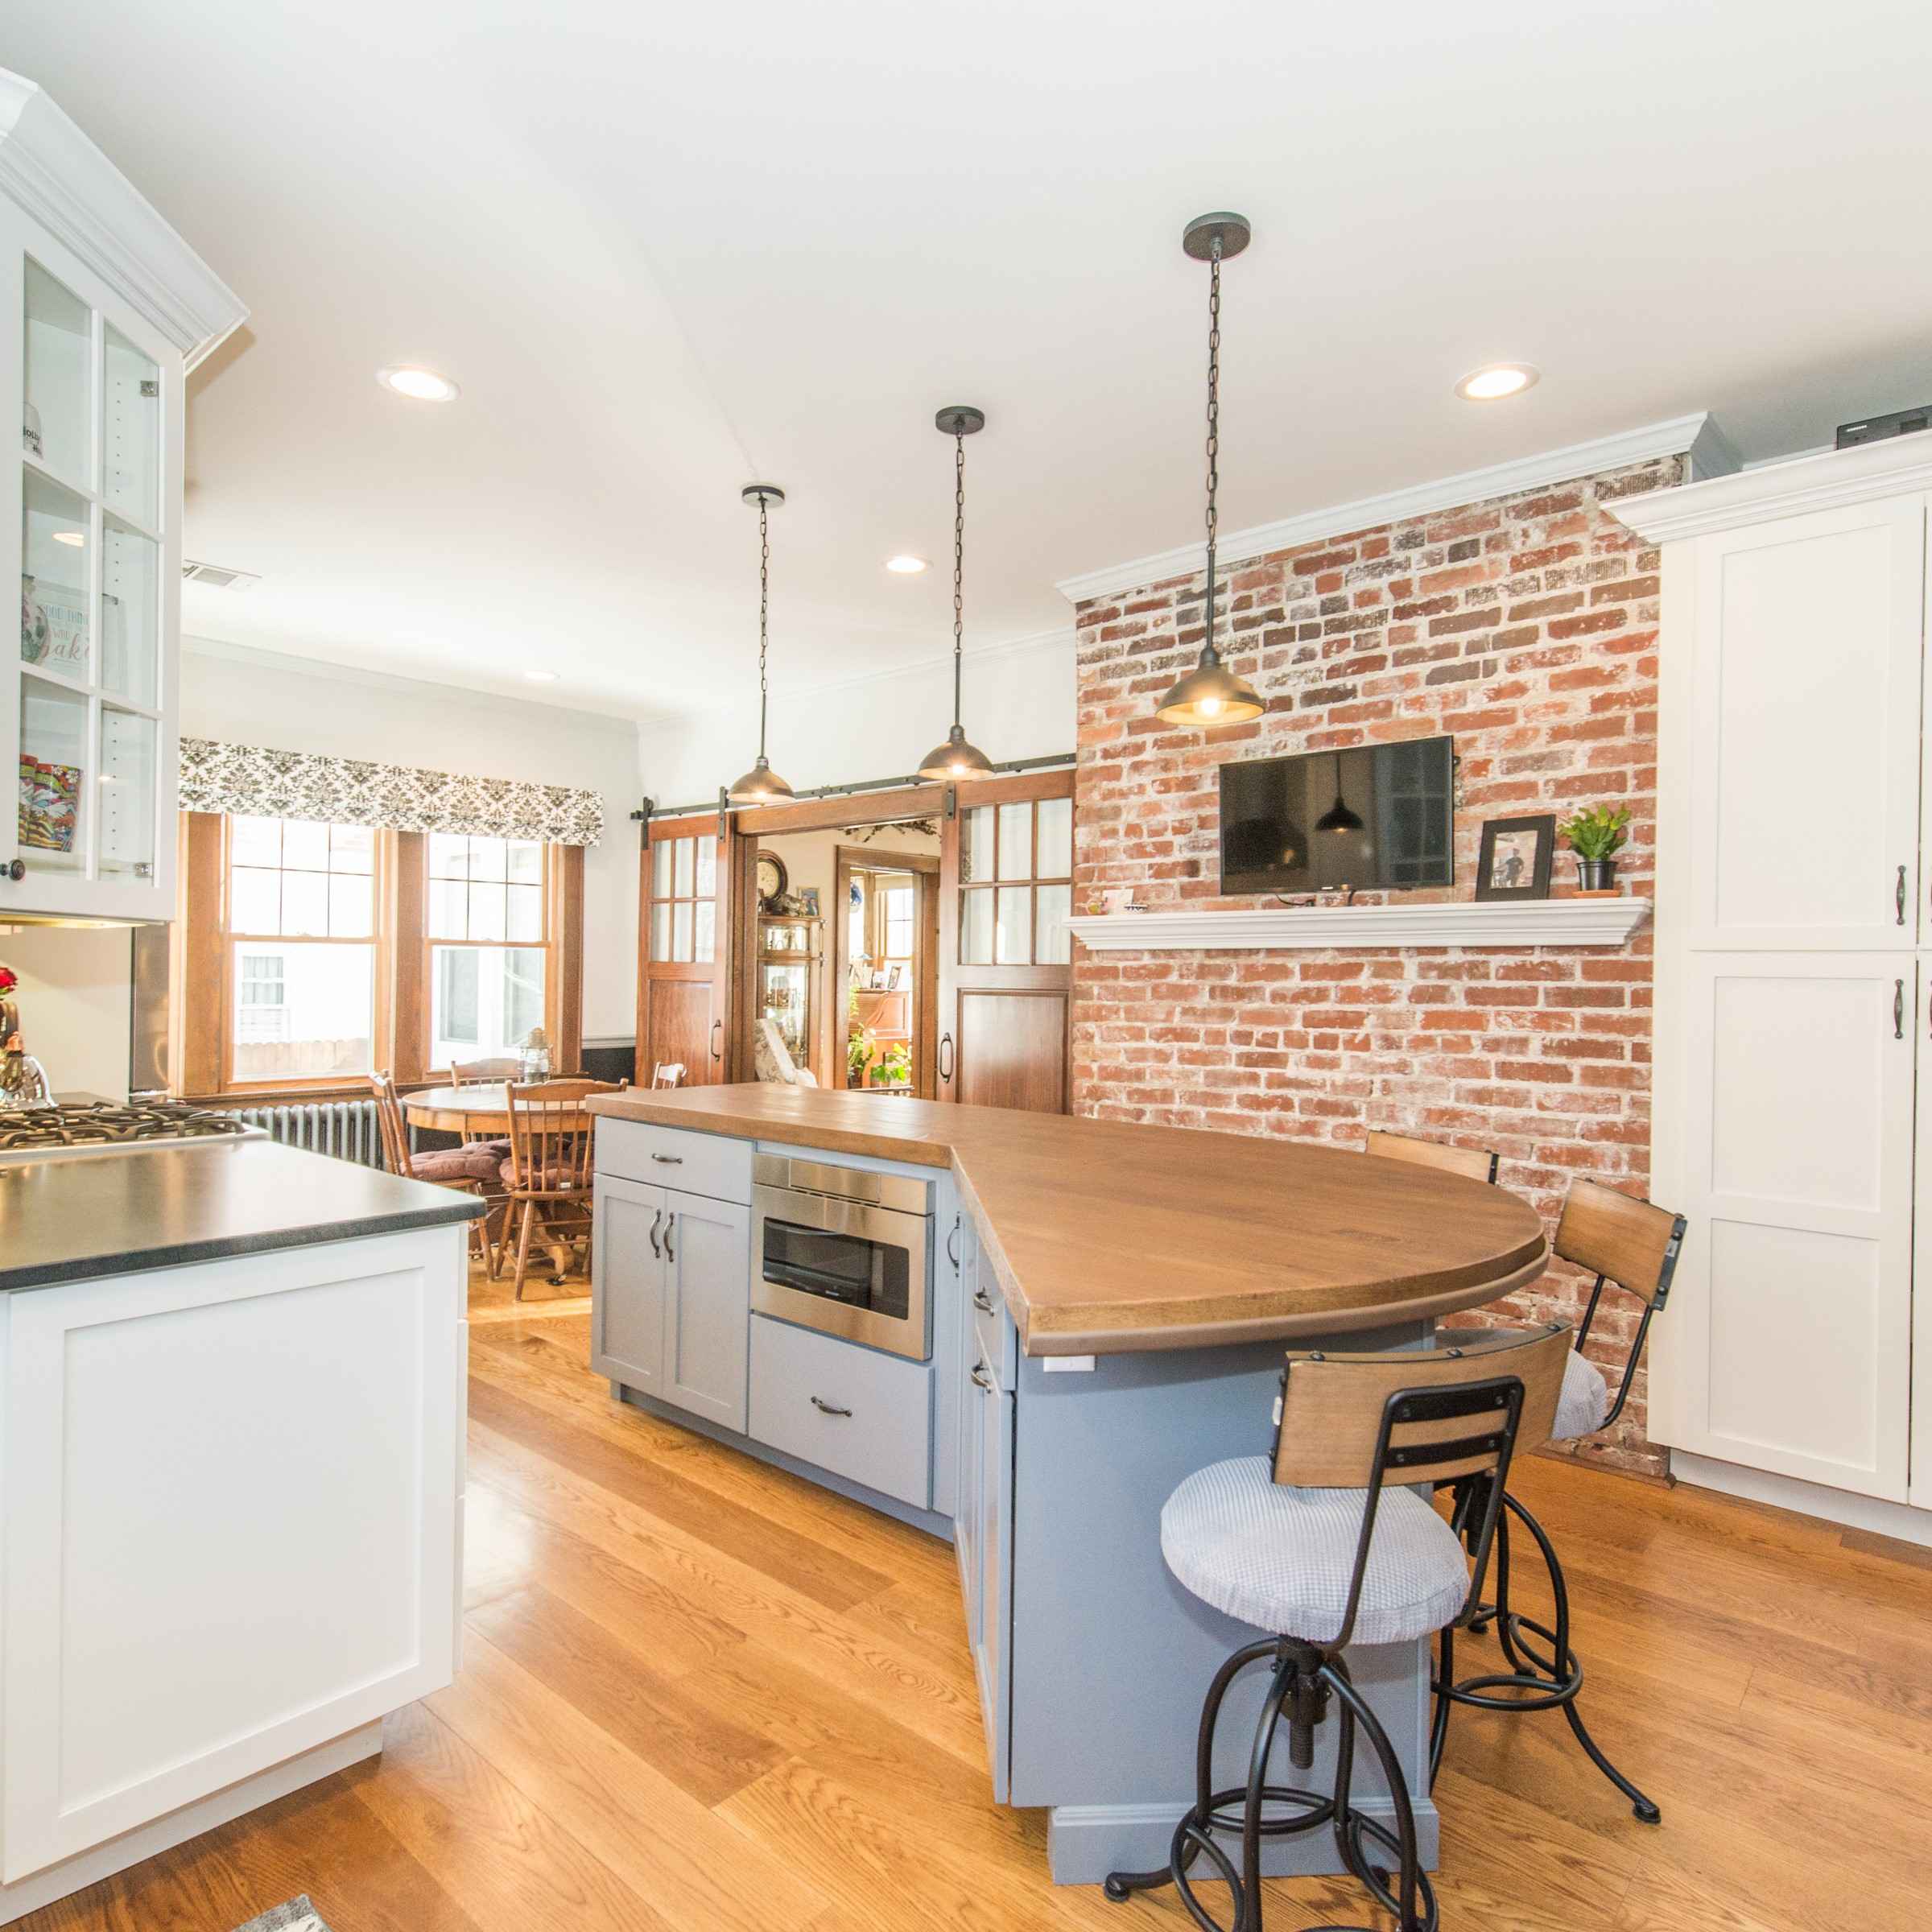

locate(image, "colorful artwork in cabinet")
[[20, 754, 80, 852]]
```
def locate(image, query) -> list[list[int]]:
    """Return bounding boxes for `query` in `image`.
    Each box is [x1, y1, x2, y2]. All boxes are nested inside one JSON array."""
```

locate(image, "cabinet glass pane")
[[103, 325, 159, 528], [19, 675, 87, 872], [960, 886, 993, 964], [97, 707, 156, 877], [1037, 797, 1072, 878], [962, 807, 993, 884], [21, 469, 90, 680], [995, 886, 1032, 964], [997, 803, 1032, 881], [24, 261, 89, 487], [1037, 883, 1071, 964]]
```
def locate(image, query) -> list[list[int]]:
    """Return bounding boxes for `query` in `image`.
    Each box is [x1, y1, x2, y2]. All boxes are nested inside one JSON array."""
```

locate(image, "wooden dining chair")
[[650, 1062, 687, 1088], [1364, 1129, 1500, 1187], [501, 1077, 625, 1299], [370, 1074, 500, 1267], [451, 1056, 520, 1087]]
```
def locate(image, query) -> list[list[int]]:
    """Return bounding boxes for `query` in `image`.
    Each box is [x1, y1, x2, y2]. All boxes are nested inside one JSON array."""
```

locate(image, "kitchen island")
[[587, 1085, 1547, 1885], [0, 1140, 481, 1926]]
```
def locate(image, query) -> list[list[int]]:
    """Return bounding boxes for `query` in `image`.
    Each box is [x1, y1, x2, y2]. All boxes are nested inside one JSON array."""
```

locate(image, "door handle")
[[939, 1032, 955, 1083], [711, 1018, 723, 1062], [973, 1288, 994, 1315], [663, 1213, 675, 1261], [1898, 865, 1908, 927], [650, 1153, 683, 1165], [810, 1395, 852, 1418], [947, 1216, 960, 1269], [970, 1364, 993, 1393], [1895, 979, 1905, 1040], [647, 1209, 663, 1258]]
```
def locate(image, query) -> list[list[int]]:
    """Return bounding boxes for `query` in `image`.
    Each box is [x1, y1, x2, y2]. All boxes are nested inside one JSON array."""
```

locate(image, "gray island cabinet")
[[586, 1091, 1556, 1885]]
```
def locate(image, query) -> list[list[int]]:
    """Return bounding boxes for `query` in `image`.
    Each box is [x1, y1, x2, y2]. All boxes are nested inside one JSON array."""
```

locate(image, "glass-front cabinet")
[[0, 117, 230, 922], [758, 913, 822, 1078]]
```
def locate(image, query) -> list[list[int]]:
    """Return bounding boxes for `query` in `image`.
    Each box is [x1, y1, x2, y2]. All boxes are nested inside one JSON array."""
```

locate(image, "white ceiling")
[[7, 1, 1932, 722]]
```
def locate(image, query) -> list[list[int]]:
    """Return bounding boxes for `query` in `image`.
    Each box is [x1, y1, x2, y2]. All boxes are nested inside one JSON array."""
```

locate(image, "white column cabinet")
[[1629, 439, 1932, 1518]]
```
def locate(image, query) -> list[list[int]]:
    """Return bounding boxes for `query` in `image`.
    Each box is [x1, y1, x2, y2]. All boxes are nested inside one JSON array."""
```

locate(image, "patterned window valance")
[[178, 738, 605, 847]]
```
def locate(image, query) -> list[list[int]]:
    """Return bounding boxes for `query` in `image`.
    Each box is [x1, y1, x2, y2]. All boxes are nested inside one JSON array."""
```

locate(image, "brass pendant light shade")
[[1154, 212, 1264, 729], [728, 484, 795, 805], [917, 405, 996, 783]]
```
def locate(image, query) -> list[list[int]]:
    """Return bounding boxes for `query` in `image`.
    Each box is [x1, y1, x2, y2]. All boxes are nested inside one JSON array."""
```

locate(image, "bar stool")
[[1363, 1130, 1498, 1187], [1430, 1178, 1687, 1823], [1104, 1324, 1571, 1932]]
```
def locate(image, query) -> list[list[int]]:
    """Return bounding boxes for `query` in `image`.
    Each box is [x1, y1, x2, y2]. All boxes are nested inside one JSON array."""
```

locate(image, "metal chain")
[[757, 492, 770, 756], [1203, 235, 1222, 654], [952, 431, 966, 720]]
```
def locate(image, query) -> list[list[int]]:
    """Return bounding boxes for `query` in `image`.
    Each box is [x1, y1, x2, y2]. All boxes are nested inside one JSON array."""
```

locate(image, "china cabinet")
[[0, 69, 244, 923], [757, 911, 822, 1078]]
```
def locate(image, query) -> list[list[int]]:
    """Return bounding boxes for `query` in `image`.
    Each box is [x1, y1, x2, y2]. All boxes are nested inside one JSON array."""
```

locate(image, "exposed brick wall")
[[1071, 453, 1682, 1476]]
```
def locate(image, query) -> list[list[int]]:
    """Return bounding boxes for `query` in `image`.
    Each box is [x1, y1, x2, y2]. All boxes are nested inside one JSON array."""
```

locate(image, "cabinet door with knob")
[[590, 1176, 667, 1397], [1666, 952, 1915, 1498], [661, 1189, 750, 1432], [1684, 496, 1926, 951]]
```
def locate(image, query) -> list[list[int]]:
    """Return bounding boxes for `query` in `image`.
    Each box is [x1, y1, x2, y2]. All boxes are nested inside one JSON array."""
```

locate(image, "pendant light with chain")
[[1154, 213, 1265, 727], [727, 483, 795, 804], [917, 405, 997, 781]]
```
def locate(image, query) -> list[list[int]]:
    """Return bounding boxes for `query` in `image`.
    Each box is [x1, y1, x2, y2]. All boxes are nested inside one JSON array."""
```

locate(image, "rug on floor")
[[233, 1899, 330, 1932]]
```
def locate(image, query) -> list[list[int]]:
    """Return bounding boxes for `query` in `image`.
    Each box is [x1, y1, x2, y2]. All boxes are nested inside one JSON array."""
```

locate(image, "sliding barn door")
[[939, 772, 1074, 1113], [637, 814, 736, 1086]]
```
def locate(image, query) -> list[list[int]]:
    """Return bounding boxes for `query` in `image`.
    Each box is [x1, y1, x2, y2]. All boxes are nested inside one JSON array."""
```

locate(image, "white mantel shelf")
[[1065, 898, 1652, 952]]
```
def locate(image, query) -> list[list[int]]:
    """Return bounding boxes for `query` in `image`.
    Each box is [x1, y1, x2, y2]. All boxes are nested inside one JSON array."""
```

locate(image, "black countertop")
[[0, 1139, 485, 1292]]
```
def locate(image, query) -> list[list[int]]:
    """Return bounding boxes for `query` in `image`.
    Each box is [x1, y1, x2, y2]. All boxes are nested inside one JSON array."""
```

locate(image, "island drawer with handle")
[[595, 1118, 751, 1204], [748, 1314, 933, 1509]]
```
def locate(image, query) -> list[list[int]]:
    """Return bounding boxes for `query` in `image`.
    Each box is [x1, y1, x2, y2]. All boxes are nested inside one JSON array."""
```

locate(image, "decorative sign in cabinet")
[[0, 69, 245, 923]]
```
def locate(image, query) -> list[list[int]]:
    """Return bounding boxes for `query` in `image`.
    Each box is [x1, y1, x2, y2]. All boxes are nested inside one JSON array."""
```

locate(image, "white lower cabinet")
[[592, 1174, 749, 1433], [0, 1228, 464, 1893]]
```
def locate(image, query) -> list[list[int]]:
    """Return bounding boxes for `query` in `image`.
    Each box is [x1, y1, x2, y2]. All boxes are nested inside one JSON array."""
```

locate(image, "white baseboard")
[[1672, 1451, 1932, 1548], [0, 1720, 383, 1926]]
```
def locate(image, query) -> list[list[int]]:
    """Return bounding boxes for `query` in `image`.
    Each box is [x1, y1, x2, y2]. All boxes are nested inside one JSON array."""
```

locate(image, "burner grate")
[[0, 1101, 252, 1151]]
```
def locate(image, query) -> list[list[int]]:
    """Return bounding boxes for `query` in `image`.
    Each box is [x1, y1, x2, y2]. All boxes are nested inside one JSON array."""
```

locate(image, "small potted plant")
[[1558, 803, 1631, 894]]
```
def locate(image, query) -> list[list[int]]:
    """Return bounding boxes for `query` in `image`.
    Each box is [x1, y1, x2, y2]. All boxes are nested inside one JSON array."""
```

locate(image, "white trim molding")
[[1607, 430, 1932, 544], [0, 67, 247, 367], [1066, 898, 1652, 952], [1054, 414, 1738, 606]]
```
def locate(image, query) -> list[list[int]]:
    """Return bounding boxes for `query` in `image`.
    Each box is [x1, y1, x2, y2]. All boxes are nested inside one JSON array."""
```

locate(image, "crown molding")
[[1066, 898, 1653, 952], [1054, 413, 1737, 607], [0, 68, 246, 368], [1605, 429, 1932, 544]]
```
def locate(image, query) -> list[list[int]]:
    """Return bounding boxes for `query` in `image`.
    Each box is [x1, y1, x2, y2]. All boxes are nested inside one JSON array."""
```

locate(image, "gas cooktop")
[[0, 1100, 263, 1163]]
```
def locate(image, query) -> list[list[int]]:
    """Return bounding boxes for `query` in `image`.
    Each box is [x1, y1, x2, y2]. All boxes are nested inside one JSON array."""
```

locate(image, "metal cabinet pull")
[[1895, 979, 1905, 1039], [710, 1018, 723, 1062], [663, 1213, 676, 1261], [810, 1395, 852, 1418], [650, 1152, 683, 1164], [973, 1289, 994, 1315], [1898, 865, 1909, 927], [947, 1217, 960, 1269], [647, 1209, 663, 1258], [939, 1032, 955, 1082], [970, 1364, 993, 1393]]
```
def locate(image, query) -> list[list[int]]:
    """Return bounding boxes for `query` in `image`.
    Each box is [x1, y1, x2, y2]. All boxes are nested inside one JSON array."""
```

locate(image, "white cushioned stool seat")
[[1160, 1456, 1470, 1647], [1555, 1349, 1609, 1441]]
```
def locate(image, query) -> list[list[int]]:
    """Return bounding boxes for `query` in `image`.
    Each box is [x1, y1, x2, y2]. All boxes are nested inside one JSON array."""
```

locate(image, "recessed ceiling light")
[[52, 529, 85, 546], [885, 554, 929, 574], [377, 365, 460, 402], [1455, 363, 1540, 402], [524, 669, 558, 683]]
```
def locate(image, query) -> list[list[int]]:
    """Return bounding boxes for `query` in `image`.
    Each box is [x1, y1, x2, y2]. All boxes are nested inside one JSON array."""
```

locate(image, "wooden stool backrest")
[[1554, 1179, 1685, 1308], [504, 1078, 623, 1191], [1364, 1130, 1499, 1187]]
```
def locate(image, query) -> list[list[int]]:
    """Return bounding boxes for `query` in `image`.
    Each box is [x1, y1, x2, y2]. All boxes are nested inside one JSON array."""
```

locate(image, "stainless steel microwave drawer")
[[749, 1314, 933, 1509], [595, 1119, 752, 1204]]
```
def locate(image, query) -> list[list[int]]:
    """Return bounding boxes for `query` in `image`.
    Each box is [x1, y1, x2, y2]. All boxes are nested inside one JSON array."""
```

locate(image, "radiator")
[[223, 1098, 384, 1168]]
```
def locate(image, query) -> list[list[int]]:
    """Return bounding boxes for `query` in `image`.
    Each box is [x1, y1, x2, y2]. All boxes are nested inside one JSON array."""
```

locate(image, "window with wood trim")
[[175, 811, 585, 1102]]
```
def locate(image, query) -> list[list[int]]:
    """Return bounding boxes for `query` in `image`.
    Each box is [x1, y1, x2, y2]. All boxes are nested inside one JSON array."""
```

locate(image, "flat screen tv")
[[1219, 736, 1455, 894]]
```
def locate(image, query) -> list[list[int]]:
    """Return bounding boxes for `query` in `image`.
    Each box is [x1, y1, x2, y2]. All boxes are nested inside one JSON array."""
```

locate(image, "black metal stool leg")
[[1319, 1660, 1437, 1932], [1428, 1621, 1454, 1788]]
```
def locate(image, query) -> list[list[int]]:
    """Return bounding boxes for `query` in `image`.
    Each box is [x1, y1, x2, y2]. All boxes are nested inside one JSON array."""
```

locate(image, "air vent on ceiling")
[[180, 559, 261, 591]]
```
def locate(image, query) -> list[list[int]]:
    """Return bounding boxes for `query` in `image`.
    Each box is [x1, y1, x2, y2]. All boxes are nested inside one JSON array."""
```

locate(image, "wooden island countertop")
[[588, 1084, 1548, 1356]]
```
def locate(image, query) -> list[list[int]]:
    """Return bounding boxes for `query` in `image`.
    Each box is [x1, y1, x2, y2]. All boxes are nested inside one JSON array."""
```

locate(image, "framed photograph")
[[799, 886, 820, 918], [868, 967, 890, 990], [886, 964, 903, 990], [1476, 814, 1555, 902]]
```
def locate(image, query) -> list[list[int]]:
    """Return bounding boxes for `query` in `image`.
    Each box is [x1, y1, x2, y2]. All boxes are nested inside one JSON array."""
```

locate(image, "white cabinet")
[[1629, 440, 1932, 1515], [0, 71, 243, 924], [0, 1228, 464, 1892], [592, 1174, 749, 1433]]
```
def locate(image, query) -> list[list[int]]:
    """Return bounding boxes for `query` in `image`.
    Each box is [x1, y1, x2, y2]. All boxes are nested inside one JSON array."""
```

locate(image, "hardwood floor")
[[27, 1265, 1932, 1932]]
